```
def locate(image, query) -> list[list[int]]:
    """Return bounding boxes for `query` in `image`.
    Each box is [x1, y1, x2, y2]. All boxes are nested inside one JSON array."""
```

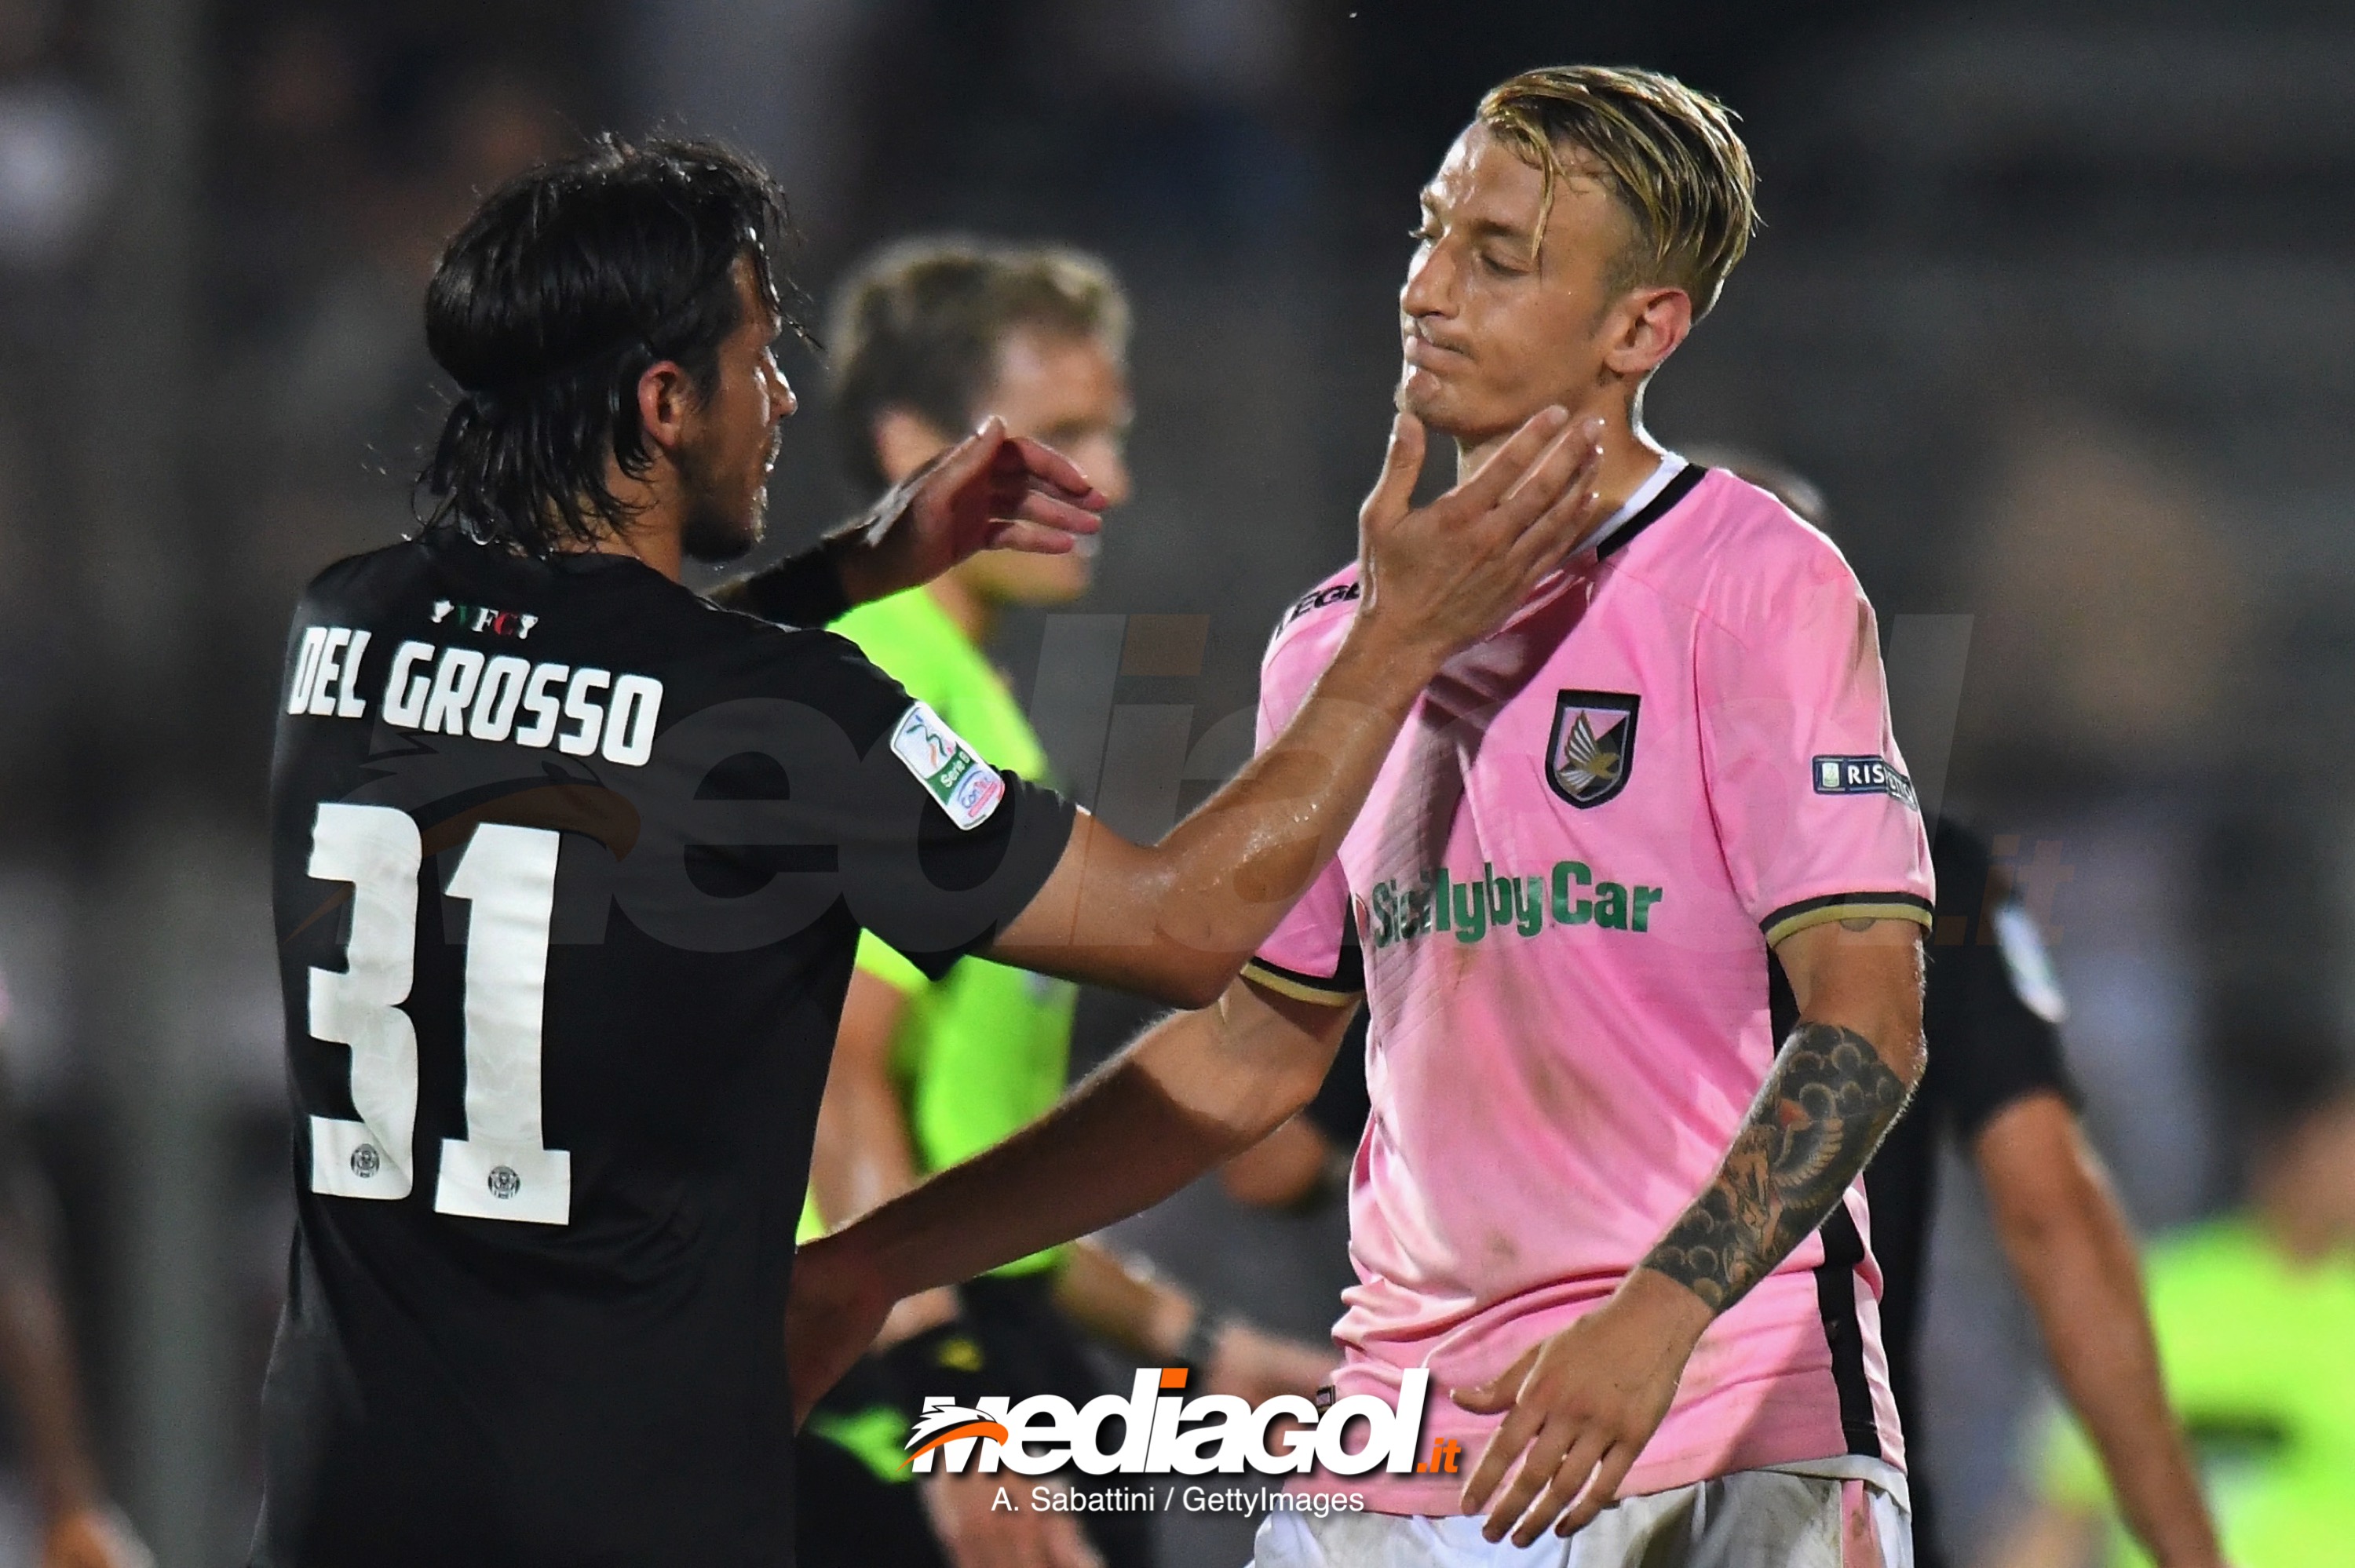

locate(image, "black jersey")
[[1857, 819, 2076, 1567], [255, 532, 1073, 1568]]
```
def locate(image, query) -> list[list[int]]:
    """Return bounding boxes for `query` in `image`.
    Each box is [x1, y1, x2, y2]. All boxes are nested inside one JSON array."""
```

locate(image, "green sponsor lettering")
[[1371, 860, 1659, 946], [1451, 877, 1486, 943], [1484, 864, 1513, 928], [1553, 860, 1593, 925]]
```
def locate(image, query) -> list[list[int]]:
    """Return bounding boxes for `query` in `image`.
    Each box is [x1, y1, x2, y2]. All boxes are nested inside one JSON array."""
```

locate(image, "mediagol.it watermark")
[[902, 1366, 1449, 1482]]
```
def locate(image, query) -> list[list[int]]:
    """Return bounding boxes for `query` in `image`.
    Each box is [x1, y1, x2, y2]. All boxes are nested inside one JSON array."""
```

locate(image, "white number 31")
[[303, 801, 572, 1226]]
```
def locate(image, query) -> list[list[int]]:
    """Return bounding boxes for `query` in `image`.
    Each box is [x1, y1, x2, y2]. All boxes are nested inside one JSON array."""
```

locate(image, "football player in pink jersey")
[[790, 66, 1933, 1566]]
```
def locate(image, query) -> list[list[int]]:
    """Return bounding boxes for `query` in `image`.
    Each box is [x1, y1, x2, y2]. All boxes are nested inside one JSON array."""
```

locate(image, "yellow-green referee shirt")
[[796, 587, 1077, 1278]]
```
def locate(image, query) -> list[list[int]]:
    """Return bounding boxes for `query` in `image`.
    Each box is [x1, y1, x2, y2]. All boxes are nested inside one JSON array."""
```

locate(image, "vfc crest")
[[1546, 690, 1639, 808]]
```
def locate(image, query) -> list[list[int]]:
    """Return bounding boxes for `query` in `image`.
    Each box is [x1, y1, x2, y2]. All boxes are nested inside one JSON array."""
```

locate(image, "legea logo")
[[904, 1367, 1430, 1479]]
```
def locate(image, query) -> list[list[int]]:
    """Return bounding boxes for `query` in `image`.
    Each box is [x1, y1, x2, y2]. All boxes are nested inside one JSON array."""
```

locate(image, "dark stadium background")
[[0, 0, 2343, 1561]]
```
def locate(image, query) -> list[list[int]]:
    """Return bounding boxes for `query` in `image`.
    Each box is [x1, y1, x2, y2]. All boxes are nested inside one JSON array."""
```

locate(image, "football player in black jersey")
[[256, 137, 1607, 1567]]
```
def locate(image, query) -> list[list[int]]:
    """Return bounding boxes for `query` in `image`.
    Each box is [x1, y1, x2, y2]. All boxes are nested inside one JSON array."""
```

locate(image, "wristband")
[[722, 544, 851, 627]]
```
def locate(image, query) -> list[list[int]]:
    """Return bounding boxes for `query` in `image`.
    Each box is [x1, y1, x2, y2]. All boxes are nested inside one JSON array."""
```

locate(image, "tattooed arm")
[[1644, 1013, 1916, 1310], [1456, 915, 1926, 1547]]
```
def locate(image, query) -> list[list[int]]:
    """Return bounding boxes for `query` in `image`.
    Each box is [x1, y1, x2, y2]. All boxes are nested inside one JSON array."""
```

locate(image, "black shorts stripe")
[[1813, 1204, 1883, 1459]]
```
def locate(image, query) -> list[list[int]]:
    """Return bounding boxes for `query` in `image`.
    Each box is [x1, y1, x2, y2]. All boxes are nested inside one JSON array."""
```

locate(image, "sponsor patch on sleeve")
[[889, 702, 1006, 831], [1811, 755, 1919, 811]]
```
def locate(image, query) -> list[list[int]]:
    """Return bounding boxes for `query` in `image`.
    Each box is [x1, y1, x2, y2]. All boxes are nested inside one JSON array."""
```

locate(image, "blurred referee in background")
[[1226, 455, 2228, 1568], [794, 238, 1330, 1568]]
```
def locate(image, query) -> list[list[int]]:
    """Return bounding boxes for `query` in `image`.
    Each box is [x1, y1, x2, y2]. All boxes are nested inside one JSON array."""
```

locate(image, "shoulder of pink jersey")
[[1681, 467, 1868, 644], [1261, 559, 1362, 670]]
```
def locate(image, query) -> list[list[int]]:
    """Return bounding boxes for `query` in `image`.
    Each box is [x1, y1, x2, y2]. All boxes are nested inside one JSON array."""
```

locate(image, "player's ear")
[[635, 359, 697, 457], [872, 407, 958, 487], [1600, 286, 1692, 380]]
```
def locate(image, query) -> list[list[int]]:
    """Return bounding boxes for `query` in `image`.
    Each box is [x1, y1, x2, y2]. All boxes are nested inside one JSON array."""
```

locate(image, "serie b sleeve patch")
[[889, 701, 1006, 831]]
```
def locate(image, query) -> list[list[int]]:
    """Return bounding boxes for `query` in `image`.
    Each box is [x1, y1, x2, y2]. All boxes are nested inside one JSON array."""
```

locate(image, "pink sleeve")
[[1239, 626, 1364, 1005], [1696, 548, 1934, 946]]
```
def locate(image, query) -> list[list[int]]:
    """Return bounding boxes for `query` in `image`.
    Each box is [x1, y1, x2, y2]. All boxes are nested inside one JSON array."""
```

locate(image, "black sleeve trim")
[[719, 545, 851, 628], [1241, 927, 1366, 1006], [1761, 890, 1935, 946], [1240, 960, 1363, 1005], [894, 775, 1078, 983]]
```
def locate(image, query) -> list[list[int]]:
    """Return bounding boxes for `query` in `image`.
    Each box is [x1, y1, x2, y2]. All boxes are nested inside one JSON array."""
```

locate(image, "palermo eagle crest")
[[1546, 690, 1641, 808]]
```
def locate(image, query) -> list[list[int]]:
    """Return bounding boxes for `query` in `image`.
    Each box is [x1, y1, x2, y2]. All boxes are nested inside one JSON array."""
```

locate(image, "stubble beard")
[[677, 439, 766, 567]]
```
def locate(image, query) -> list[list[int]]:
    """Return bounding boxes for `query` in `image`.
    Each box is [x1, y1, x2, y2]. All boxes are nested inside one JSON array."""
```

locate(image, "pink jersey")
[[1245, 463, 1933, 1513]]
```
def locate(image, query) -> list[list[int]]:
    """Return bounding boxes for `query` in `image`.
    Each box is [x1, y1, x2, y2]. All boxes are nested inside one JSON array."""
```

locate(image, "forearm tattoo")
[[1642, 1022, 1913, 1313]]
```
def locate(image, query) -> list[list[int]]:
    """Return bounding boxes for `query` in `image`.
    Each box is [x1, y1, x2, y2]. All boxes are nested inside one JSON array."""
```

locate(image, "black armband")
[[719, 543, 851, 627]]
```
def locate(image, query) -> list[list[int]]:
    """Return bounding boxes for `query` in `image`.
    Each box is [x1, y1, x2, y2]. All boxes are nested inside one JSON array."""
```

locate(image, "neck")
[[924, 571, 995, 644], [566, 469, 685, 582], [1458, 399, 1663, 544], [576, 523, 682, 582]]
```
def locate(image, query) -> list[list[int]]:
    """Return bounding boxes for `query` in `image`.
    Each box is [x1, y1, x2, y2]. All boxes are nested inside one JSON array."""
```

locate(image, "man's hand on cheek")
[[833, 418, 1105, 604]]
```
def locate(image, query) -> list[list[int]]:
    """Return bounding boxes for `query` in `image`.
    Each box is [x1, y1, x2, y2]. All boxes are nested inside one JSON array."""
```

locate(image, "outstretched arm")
[[788, 407, 1605, 1414], [1977, 1093, 2222, 1568], [806, 969, 962, 1344], [811, 972, 1107, 1568], [789, 976, 1358, 1420], [1221, 1114, 1343, 1210], [717, 418, 1108, 625], [1456, 914, 1925, 1547]]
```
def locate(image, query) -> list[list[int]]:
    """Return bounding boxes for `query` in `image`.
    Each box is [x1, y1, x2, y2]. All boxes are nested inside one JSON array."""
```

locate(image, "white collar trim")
[[1581, 450, 1689, 556]]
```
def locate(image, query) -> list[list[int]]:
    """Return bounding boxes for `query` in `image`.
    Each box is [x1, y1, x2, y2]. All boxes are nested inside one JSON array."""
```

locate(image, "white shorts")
[[1248, 1471, 1911, 1568]]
